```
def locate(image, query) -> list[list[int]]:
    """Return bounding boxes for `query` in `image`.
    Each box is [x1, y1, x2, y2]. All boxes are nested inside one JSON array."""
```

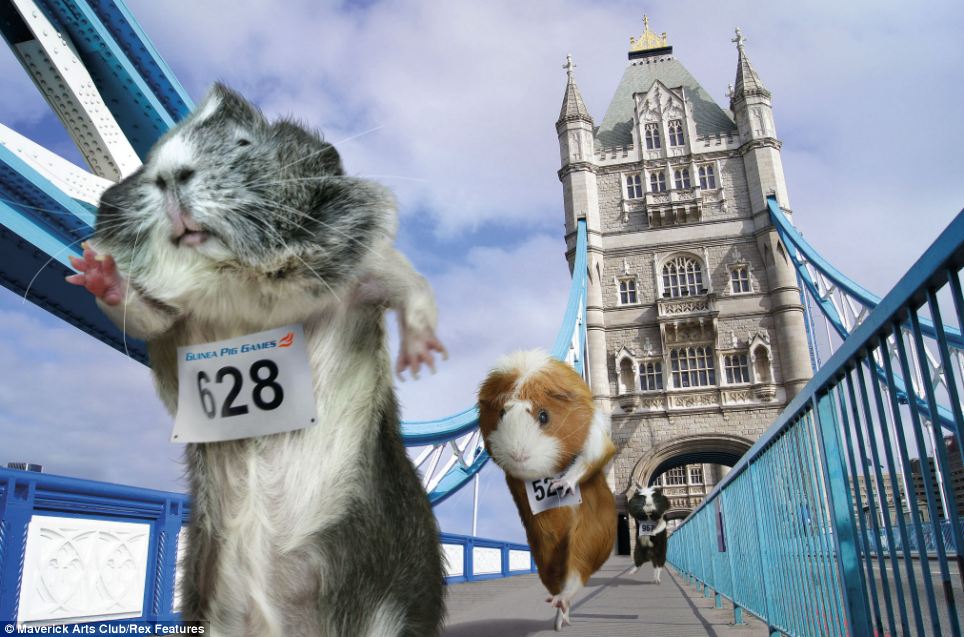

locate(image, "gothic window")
[[661, 256, 705, 298], [639, 361, 663, 391], [618, 278, 638, 305], [625, 174, 642, 199], [644, 123, 661, 150], [673, 168, 691, 190], [668, 119, 685, 146], [665, 466, 687, 485], [649, 170, 667, 193], [670, 346, 716, 388], [724, 353, 751, 384], [730, 266, 751, 294], [689, 465, 704, 485], [698, 164, 717, 189]]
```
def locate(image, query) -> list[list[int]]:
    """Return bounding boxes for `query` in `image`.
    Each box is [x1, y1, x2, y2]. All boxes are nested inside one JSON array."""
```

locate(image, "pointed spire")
[[731, 27, 770, 101], [557, 53, 593, 126]]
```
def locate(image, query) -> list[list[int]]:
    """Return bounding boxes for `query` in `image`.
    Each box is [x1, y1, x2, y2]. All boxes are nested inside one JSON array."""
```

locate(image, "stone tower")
[[555, 18, 813, 533]]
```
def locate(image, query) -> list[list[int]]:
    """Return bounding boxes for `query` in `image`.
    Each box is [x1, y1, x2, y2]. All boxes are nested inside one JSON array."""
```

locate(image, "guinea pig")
[[66, 83, 446, 637], [627, 483, 670, 584], [478, 350, 616, 631]]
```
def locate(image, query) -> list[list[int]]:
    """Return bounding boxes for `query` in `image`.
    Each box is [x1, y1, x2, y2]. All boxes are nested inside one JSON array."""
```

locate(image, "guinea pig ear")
[[653, 487, 664, 497], [197, 82, 264, 129]]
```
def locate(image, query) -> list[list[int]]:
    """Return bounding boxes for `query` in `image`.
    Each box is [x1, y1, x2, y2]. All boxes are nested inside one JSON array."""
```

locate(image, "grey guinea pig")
[[67, 83, 447, 637]]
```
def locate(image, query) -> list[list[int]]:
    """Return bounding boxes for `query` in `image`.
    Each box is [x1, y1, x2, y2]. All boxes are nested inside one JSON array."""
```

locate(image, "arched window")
[[649, 170, 667, 193], [625, 174, 642, 199], [674, 168, 691, 190], [661, 256, 705, 298], [644, 123, 661, 150], [618, 278, 638, 305], [723, 353, 750, 384], [638, 361, 663, 391], [698, 164, 717, 189], [668, 120, 685, 146], [670, 346, 716, 387]]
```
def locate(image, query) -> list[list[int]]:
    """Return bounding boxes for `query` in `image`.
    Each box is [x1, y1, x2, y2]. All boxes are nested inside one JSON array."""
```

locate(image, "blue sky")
[[1, 0, 962, 544]]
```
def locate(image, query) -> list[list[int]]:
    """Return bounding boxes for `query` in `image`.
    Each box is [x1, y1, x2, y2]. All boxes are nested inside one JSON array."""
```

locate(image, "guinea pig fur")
[[67, 84, 446, 637], [478, 350, 616, 630], [627, 484, 670, 584]]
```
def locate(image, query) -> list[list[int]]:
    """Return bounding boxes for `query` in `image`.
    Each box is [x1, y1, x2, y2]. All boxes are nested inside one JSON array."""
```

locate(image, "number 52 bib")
[[172, 324, 319, 443]]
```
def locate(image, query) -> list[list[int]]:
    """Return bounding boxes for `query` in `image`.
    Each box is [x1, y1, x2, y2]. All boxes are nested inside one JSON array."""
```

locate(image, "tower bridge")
[[0, 4, 962, 635]]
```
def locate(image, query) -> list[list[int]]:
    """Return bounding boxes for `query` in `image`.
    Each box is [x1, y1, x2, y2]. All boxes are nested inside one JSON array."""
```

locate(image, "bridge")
[[0, 1, 962, 635]]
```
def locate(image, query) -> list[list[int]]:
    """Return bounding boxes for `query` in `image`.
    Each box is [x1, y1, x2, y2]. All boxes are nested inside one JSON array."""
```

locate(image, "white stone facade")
[[556, 25, 813, 518]]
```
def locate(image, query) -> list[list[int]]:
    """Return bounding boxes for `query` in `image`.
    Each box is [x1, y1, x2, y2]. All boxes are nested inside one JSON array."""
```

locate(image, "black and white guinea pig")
[[627, 484, 670, 584], [67, 83, 446, 636]]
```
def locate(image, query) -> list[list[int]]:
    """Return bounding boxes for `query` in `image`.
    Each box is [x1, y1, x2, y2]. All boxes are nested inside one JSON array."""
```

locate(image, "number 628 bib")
[[172, 324, 319, 443]]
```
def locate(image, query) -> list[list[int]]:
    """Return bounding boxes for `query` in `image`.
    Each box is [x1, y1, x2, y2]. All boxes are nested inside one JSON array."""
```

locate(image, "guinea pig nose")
[[176, 168, 196, 184], [510, 451, 530, 463]]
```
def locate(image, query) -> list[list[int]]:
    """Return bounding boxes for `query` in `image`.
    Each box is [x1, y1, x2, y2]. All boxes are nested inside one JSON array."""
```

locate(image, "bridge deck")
[[442, 556, 768, 636]]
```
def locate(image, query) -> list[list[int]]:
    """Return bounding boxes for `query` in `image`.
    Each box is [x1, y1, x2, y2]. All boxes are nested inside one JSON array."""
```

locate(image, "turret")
[[730, 28, 812, 396], [555, 55, 611, 412], [556, 54, 600, 235], [729, 28, 790, 213]]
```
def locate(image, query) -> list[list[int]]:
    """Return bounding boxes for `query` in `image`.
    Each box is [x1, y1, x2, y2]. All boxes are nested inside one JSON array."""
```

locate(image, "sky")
[[1, 0, 962, 544]]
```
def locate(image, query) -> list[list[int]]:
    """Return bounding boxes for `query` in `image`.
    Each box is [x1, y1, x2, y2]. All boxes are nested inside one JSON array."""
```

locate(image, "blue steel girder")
[[0, 0, 191, 158], [0, 143, 149, 362], [0, 0, 593, 507], [767, 196, 960, 433]]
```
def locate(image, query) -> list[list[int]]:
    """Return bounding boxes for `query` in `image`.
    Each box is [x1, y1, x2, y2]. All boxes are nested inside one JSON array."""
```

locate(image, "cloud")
[[1, 0, 962, 545], [0, 296, 185, 491]]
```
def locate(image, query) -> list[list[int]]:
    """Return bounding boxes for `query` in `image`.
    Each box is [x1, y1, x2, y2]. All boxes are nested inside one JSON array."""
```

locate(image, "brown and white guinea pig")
[[478, 350, 616, 631], [627, 483, 670, 584]]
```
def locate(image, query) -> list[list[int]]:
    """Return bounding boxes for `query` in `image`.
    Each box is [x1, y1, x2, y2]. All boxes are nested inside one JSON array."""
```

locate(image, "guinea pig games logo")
[[184, 331, 295, 361]]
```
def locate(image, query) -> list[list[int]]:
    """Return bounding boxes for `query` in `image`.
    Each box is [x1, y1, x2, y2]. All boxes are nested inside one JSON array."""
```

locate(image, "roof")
[[557, 73, 592, 125], [595, 56, 736, 149], [733, 44, 771, 101]]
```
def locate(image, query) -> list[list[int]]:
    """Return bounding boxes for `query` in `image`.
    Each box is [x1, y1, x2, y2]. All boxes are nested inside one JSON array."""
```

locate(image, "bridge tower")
[[555, 18, 813, 529]]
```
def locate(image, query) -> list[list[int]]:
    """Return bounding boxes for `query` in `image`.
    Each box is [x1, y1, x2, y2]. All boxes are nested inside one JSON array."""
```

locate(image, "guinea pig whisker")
[[357, 174, 429, 184], [240, 212, 343, 304], [261, 123, 382, 180], [330, 124, 385, 148], [22, 233, 96, 303], [119, 225, 147, 359], [260, 199, 379, 259]]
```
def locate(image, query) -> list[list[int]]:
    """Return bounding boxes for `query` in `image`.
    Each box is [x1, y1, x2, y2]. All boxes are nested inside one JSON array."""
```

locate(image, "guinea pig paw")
[[396, 329, 447, 381], [66, 244, 128, 306], [549, 478, 575, 496]]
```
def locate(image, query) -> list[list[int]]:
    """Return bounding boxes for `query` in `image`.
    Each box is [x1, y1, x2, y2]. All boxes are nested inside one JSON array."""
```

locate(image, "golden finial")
[[629, 14, 669, 53]]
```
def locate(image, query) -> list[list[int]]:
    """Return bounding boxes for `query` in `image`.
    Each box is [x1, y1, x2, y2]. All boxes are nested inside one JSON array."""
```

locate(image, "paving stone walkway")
[[442, 557, 769, 636]]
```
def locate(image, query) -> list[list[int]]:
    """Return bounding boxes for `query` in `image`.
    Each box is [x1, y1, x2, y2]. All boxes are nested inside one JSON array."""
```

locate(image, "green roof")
[[595, 56, 736, 149]]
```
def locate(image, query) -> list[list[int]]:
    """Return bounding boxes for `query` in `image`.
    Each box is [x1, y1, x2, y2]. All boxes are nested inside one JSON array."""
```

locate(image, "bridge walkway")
[[442, 556, 768, 636]]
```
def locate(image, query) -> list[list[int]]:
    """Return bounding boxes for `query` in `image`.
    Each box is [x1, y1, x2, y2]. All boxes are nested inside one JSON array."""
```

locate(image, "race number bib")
[[637, 522, 658, 537], [172, 324, 318, 443], [525, 475, 582, 515]]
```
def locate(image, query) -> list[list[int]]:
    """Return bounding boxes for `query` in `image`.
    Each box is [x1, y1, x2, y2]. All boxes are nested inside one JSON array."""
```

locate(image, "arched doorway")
[[627, 433, 754, 490]]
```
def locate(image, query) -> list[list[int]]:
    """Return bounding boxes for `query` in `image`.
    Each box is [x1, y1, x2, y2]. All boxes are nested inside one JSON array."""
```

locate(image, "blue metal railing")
[[0, 467, 536, 625], [668, 202, 964, 636], [0, 467, 189, 625]]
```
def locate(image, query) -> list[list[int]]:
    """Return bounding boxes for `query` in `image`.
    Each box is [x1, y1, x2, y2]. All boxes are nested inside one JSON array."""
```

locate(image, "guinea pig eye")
[[538, 410, 549, 426], [498, 408, 506, 419], [237, 138, 252, 147]]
